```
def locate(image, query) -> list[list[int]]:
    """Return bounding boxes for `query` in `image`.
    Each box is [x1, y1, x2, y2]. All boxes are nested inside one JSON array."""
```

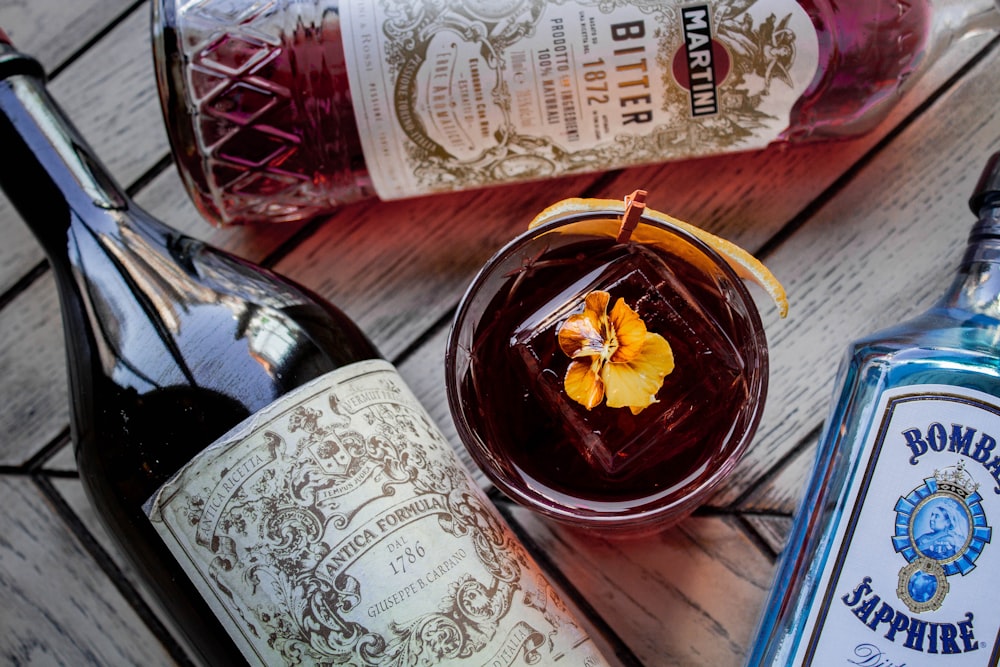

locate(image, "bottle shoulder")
[[849, 306, 1000, 353], [834, 307, 1000, 405]]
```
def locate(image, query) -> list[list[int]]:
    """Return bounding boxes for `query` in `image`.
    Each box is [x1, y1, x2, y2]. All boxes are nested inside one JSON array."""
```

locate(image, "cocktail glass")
[[445, 202, 769, 535]]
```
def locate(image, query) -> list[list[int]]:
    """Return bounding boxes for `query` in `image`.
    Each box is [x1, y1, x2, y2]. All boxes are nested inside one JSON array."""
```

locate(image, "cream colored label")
[[341, 0, 818, 199], [146, 360, 607, 666]]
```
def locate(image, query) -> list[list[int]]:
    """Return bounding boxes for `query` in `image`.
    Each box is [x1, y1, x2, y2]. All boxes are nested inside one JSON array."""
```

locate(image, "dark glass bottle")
[[0, 36, 609, 667], [746, 154, 1000, 664], [0, 33, 377, 666]]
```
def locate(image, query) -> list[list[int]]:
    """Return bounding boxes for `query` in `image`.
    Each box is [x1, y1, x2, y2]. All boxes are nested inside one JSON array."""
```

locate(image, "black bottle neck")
[[0, 44, 131, 255], [938, 200, 1000, 319]]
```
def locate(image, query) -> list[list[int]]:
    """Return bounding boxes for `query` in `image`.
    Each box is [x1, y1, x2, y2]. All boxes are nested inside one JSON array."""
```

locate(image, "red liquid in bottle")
[[786, 0, 931, 139], [156, 0, 933, 226], [155, 13, 370, 225]]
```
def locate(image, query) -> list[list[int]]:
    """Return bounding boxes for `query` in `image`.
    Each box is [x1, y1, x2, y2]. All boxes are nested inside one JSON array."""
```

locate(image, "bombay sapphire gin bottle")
[[746, 153, 1000, 666]]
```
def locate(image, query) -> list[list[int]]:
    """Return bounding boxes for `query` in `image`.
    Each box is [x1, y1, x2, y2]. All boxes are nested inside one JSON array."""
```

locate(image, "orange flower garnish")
[[558, 290, 674, 414]]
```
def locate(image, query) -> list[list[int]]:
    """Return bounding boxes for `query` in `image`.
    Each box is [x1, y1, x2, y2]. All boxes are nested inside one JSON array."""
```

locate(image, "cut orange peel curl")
[[528, 193, 789, 318]]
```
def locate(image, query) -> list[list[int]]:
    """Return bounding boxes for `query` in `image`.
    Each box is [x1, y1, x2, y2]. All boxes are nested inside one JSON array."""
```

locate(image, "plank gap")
[[490, 489, 646, 667], [0, 259, 47, 311], [125, 153, 175, 199], [735, 514, 784, 562], [259, 214, 333, 269], [47, 0, 149, 80], [755, 33, 1000, 263], [728, 421, 824, 510], [22, 427, 73, 473], [392, 304, 456, 367], [31, 473, 197, 667]]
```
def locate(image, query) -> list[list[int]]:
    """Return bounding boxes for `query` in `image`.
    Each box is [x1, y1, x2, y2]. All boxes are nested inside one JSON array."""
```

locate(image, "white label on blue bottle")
[[340, 0, 818, 200], [792, 385, 1000, 665]]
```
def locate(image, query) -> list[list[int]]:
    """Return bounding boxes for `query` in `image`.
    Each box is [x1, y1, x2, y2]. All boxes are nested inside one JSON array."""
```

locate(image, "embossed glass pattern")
[[153, 0, 373, 226]]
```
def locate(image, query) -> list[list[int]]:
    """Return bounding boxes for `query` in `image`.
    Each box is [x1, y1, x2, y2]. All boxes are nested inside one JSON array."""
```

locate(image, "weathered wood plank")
[[738, 444, 816, 519], [1, 3, 169, 295], [134, 165, 305, 261], [0, 475, 178, 666], [0, 0, 135, 71], [505, 507, 775, 666], [52, 476, 197, 665], [741, 514, 796, 557], [273, 174, 604, 360], [709, 41, 1000, 509], [0, 275, 68, 465]]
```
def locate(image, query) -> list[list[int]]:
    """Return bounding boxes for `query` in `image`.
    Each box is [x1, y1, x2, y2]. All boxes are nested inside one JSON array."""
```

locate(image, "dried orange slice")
[[528, 196, 788, 318]]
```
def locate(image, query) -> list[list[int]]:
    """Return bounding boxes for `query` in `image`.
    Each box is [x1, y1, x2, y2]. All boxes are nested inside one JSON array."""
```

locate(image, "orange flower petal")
[[602, 333, 674, 414], [608, 297, 647, 363], [559, 290, 612, 359], [564, 357, 604, 410], [584, 290, 611, 319], [558, 311, 604, 359]]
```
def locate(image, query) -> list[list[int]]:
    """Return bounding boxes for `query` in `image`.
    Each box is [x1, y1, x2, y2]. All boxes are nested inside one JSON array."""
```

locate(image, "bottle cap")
[[970, 152, 1000, 214], [0, 30, 45, 82]]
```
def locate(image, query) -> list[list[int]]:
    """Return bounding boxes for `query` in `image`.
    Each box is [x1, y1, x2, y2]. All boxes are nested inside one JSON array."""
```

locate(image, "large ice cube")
[[510, 244, 746, 476]]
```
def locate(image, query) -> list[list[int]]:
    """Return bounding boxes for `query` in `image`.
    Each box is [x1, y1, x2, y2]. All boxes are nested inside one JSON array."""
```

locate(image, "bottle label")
[[792, 385, 1000, 665], [340, 0, 818, 199], [145, 359, 607, 666]]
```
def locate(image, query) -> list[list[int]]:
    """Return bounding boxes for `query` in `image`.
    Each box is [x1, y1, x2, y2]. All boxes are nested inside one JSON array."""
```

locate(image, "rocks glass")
[[445, 199, 769, 535]]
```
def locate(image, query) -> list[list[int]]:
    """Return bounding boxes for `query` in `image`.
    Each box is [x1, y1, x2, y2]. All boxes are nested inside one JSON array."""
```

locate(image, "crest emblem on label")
[[892, 461, 993, 612]]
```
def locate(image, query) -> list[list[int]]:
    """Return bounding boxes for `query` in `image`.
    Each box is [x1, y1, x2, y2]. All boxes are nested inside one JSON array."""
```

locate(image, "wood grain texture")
[[0, 476, 177, 666], [0, 0, 135, 71], [711, 42, 1000, 510], [740, 515, 796, 557], [133, 166, 306, 262], [52, 477, 195, 665], [0, 3, 167, 295], [0, 275, 68, 465], [3, 0, 1000, 663], [504, 506, 775, 666]]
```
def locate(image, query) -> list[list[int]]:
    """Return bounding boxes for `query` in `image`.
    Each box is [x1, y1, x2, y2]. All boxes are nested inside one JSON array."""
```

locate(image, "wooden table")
[[2, 2, 999, 665]]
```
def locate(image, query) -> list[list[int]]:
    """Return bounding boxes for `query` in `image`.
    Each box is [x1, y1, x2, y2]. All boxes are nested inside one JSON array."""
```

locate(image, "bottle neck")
[[0, 45, 129, 254], [939, 205, 1000, 319]]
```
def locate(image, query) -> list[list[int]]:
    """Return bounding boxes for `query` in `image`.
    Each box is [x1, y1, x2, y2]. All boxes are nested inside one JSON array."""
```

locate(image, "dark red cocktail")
[[446, 206, 769, 534]]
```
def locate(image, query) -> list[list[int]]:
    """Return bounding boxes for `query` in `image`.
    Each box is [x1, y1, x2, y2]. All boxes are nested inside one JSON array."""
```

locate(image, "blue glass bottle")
[[746, 153, 1000, 666]]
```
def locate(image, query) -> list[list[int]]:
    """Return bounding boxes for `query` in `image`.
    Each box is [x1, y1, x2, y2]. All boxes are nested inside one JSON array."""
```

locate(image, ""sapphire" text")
[[842, 578, 979, 654]]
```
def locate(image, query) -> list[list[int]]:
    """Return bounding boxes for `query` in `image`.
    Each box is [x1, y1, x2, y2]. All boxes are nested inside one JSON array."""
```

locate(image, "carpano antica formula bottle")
[[146, 360, 610, 666], [0, 35, 610, 667]]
